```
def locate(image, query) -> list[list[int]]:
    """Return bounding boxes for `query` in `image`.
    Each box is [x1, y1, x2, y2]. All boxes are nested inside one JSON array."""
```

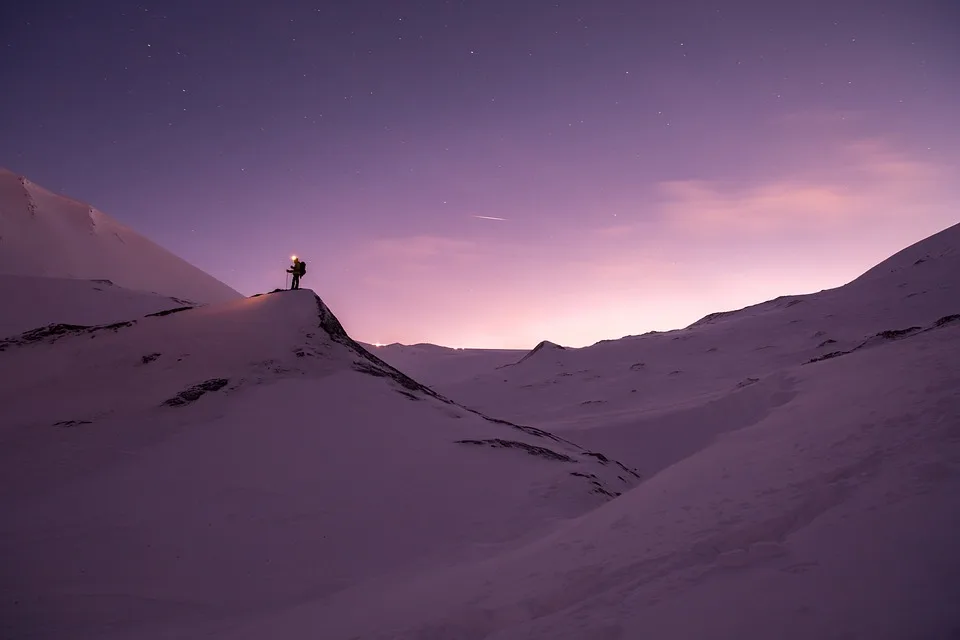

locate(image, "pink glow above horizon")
[[2, 1, 958, 348]]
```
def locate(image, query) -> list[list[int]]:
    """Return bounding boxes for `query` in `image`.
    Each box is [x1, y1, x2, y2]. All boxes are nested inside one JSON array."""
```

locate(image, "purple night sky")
[[2, 0, 958, 348]]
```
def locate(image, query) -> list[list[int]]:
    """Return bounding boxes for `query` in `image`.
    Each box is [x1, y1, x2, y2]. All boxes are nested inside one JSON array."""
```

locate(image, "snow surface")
[[0, 168, 241, 304], [0, 274, 196, 339], [1, 220, 959, 639], [1, 290, 636, 640]]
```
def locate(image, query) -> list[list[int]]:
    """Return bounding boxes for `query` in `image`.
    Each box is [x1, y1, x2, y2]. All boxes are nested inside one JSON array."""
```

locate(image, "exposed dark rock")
[[580, 399, 605, 405], [617, 462, 642, 478], [87, 321, 135, 340], [0, 320, 135, 351], [805, 321, 943, 365], [877, 327, 921, 339], [455, 438, 574, 462], [934, 314, 960, 327], [737, 377, 760, 388], [351, 360, 439, 398], [141, 352, 161, 364], [581, 452, 641, 479], [807, 350, 849, 363], [163, 378, 230, 407], [14, 324, 88, 344], [53, 420, 92, 428], [786, 299, 804, 307], [629, 362, 646, 371], [817, 339, 837, 348], [145, 306, 193, 318], [570, 471, 597, 479], [591, 484, 619, 498]]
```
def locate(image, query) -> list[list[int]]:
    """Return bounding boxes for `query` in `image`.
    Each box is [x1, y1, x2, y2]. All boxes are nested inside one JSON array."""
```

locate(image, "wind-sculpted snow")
[[0, 319, 135, 351], [0, 275, 201, 338], [806, 313, 960, 364]]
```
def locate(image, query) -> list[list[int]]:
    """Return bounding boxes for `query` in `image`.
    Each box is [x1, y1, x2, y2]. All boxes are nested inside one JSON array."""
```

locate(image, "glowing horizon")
[[3, 2, 957, 350]]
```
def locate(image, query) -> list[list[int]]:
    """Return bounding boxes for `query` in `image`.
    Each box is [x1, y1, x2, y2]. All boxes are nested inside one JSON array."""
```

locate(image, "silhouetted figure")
[[287, 257, 307, 290]]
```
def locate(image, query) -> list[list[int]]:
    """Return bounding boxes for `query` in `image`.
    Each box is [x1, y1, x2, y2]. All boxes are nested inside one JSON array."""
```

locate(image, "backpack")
[[298, 261, 307, 276]]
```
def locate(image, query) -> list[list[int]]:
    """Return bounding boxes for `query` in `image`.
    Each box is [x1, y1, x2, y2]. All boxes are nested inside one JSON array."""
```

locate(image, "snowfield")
[[0, 290, 637, 639], [0, 274, 200, 339], [1, 171, 958, 639]]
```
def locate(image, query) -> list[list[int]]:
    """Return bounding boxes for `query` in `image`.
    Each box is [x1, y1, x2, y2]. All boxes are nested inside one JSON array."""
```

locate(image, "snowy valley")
[[1, 172, 959, 639]]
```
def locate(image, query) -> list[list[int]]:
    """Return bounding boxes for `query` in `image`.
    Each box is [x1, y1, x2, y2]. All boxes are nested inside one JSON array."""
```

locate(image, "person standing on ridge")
[[287, 255, 307, 290]]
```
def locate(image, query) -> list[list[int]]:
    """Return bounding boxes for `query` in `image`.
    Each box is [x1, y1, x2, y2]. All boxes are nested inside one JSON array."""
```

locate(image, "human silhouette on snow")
[[287, 256, 306, 290]]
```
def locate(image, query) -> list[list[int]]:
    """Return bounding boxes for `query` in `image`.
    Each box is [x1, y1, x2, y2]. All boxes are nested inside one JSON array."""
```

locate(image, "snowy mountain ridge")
[[0, 167, 241, 304], [406, 222, 960, 432]]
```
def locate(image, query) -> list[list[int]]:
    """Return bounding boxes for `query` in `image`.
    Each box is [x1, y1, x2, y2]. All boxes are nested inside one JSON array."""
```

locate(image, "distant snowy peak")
[[2, 169, 103, 234], [512, 339, 567, 365], [0, 167, 242, 304]]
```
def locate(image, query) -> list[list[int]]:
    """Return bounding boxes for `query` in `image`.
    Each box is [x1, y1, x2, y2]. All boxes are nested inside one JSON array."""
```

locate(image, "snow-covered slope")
[[0, 274, 194, 338], [0, 168, 241, 304], [0, 289, 636, 640], [219, 320, 960, 640], [437, 222, 960, 440]]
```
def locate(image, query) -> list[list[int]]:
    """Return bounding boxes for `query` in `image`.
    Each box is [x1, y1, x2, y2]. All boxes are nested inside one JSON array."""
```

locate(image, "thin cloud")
[[658, 179, 858, 234], [471, 215, 509, 221]]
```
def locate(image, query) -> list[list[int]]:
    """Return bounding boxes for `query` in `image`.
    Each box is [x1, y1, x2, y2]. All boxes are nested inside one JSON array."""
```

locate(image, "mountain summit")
[[0, 168, 241, 304]]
